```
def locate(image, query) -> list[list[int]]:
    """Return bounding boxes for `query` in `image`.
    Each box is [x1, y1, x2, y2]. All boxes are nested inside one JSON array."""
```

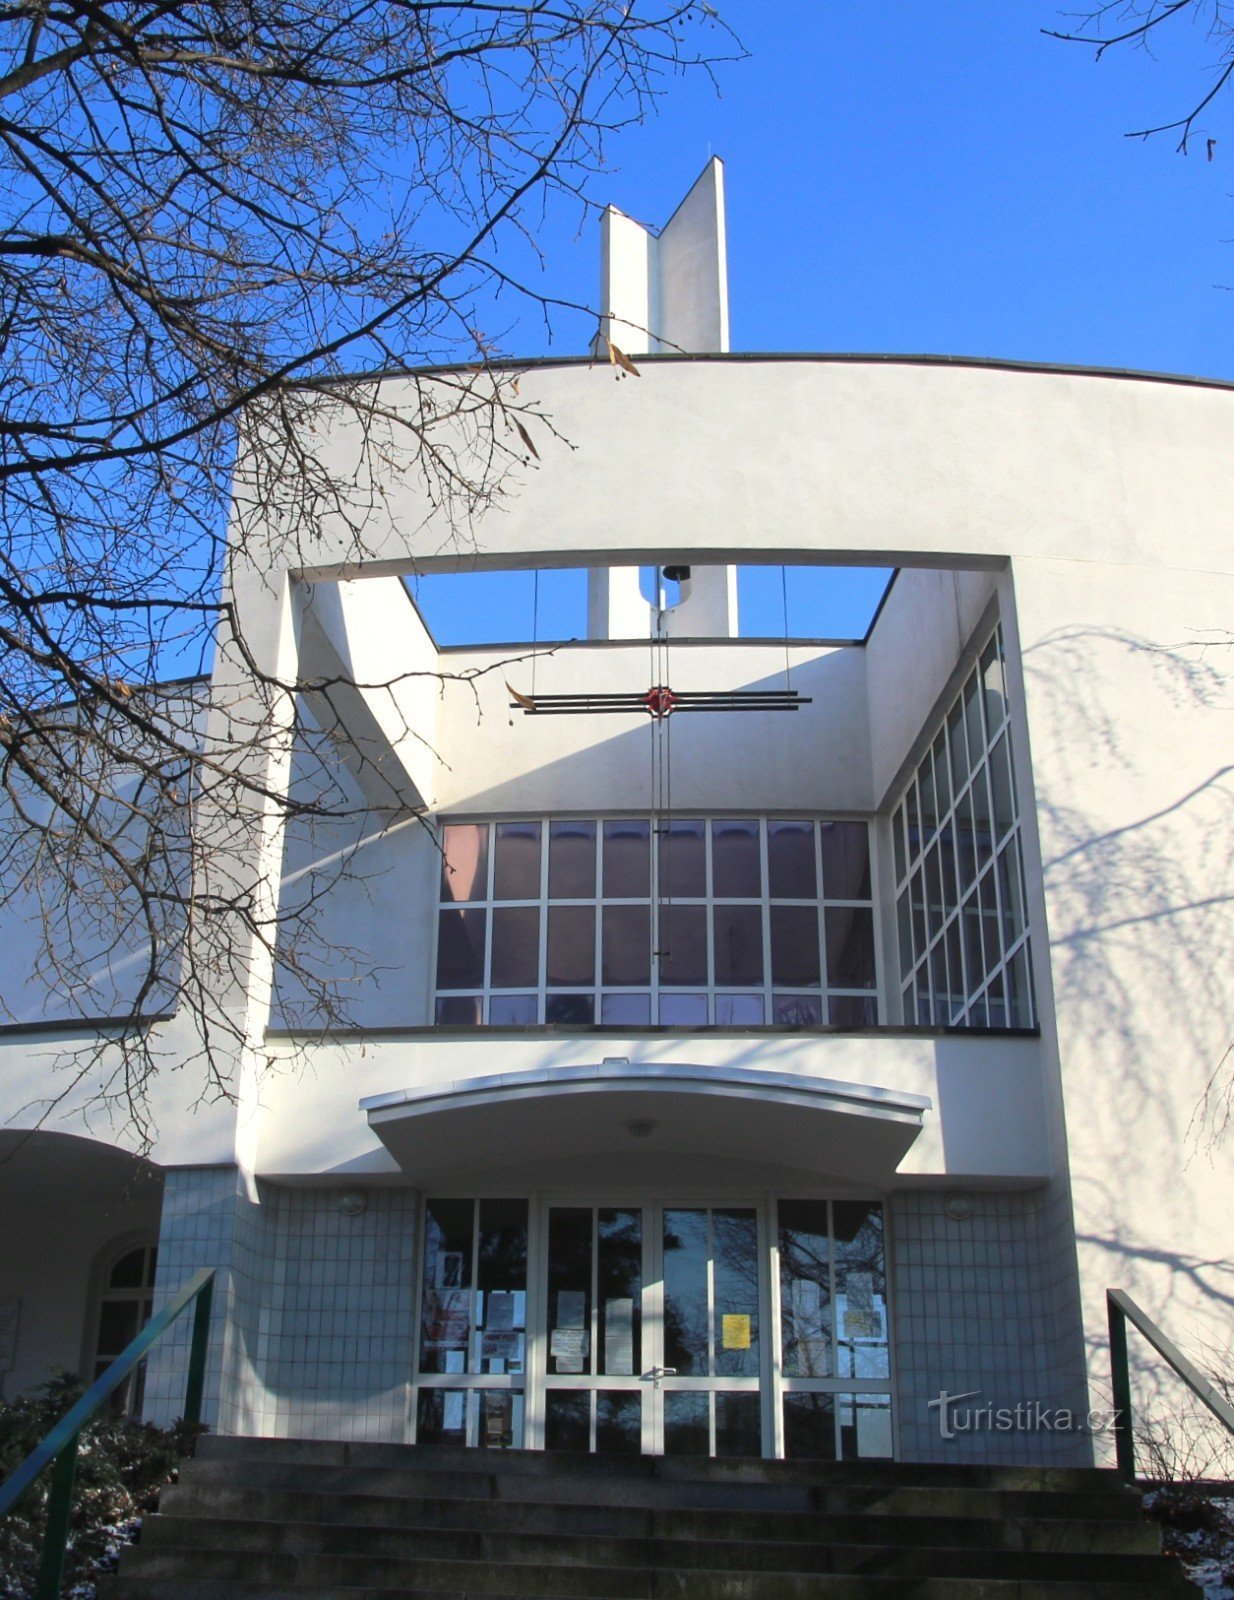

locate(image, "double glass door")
[[413, 1195, 892, 1459], [541, 1204, 765, 1457]]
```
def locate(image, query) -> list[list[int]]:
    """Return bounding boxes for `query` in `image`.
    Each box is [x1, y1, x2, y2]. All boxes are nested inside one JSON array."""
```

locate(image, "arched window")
[[92, 1242, 157, 1415]]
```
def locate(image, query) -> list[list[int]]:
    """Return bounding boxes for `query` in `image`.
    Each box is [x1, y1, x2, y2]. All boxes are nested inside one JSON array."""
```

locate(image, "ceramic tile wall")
[[144, 1168, 417, 1440], [889, 1184, 1090, 1465]]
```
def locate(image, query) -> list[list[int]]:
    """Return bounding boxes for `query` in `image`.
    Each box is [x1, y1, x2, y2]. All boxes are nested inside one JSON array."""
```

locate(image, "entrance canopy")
[[361, 1062, 930, 1188]]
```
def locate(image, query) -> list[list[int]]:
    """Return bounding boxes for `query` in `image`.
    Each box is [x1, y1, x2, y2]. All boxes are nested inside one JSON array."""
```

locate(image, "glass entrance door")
[[539, 1202, 768, 1457]]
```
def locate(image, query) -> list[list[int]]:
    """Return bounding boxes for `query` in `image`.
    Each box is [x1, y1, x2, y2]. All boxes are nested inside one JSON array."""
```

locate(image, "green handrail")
[[1107, 1286, 1234, 1482], [0, 1265, 216, 1599]]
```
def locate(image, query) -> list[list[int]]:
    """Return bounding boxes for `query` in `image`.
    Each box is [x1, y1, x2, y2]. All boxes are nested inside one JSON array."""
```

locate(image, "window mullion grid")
[[815, 821, 828, 1022]]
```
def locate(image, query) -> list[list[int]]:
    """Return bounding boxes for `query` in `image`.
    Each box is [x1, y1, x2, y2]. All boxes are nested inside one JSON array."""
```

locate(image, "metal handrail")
[[1107, 1286, 1234, 1482], [0, 1265, 215, 1599]]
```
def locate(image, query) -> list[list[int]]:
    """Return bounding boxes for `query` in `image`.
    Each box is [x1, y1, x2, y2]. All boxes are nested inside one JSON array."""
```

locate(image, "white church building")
[[2, 161, 1232, 1468]]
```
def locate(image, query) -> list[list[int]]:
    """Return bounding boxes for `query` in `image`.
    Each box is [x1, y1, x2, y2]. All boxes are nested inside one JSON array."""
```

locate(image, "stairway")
[[101, 1435, 1199, 1598]]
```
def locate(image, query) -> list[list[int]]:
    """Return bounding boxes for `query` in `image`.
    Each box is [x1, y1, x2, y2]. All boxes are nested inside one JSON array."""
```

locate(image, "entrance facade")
[[413, 1196, 894, 1460]]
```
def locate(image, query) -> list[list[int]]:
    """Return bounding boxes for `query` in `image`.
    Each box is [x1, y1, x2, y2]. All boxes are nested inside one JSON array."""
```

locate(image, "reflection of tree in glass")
[[663, 1211, 709, 1375]]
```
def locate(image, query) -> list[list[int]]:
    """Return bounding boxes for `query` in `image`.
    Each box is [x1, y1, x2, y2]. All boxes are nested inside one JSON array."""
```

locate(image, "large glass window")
[[891, 625, 1035, 1028], [434, 817, 879, 1027]]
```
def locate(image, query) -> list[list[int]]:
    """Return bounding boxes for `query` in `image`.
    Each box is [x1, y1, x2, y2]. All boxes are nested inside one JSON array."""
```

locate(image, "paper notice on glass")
[[443, 1391, 465, 1433], [557, 1290, 586, 1329], [843, 1306, 883, 1340], [604, 1297, 635, 1375], [487, 1291, 515, 1330], [424, 1288, 471, 1348], [481, 1327, 522, 1362], [444, 1349, 465, 1374], [550, 1327, 589, 1372], [721, 1313, 751, 1350]]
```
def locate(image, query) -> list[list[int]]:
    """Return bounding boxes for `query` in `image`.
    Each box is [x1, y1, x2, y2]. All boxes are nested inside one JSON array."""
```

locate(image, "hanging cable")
[[531, 570, 541, 698], [781, 564, 792, 692]]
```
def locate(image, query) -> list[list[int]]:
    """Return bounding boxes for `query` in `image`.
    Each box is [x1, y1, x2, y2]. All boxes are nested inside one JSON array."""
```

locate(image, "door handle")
[[640, 1366, 677, 1388]]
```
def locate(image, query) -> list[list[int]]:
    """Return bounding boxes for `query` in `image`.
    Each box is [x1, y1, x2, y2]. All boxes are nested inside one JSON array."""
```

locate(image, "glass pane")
[[436, 908, 486, 989], [712, 905, 763, 985], [840, 1394, 893, 1461], [417, 1388, 468, 1447], [970, 766, 995, 865], [476, 1200, 528, 1375], [439, 823, 488, 903], [772, 993, 823, 1025], [989, 734, 1016, 840], [479, 1389, 523, 1449], [713, 1209, 759, 1377], [828, 994, 878, 1027], [770, 905, 821, 986], [601, 993, 651, 1025], [923, 843, 945, 941], [982, 632, 1007, 733], [663, 1209, 709, 1376], [489, 993, 537, 1024], [892, 807, 907, 887], [659, 993, 707, 1025], [778, 1199, 831, 1378], [490, 906, 539, 988], [715, 1392, 761, 1459], [834, 1202, 888, 1380], [420, 1198, 473, 1375], [1007, 942, 1034, 1027], [545, 1390, 590, 1452], [947, 701, 969, 795], [712, 819, 761, 897], [97, 1298, 140, 1355], [596, 1392, 641, 1455], [493, 821, 541, 900], [602, 904, 650, 985], [546, 993, 595, 1024], [109, 1248, 147, 1289], [603, 819, 650, 897], [663, 1391, 710, 1456], [435, 995, 482, 1025], [549, 820, 596, 899], [997, 840, 1024, 948], [918, 748, 939, 845], [715, 993, 764, 1025], [964, 670, 985, 762], [896, 889, 914, 973], [598, 1209, 642, 1377], [783, 1393, 836, 1461], [658, 905, 707, 986], [932, 730, 952, 816], [768, 820, 816, 900], [820, 822, 871, 902], [658, 819, 706, 898], [547, 905, 595, 986], [954, 794, 978, 894], [826, 907, 875, 991], [547, 1208, 591, 1376]]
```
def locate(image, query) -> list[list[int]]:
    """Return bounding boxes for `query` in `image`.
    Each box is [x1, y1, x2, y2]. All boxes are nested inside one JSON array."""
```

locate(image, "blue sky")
[[411, 1, 1234, 644]]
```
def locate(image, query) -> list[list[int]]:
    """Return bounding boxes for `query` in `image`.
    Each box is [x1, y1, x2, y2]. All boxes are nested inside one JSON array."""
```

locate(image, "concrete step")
[[133, 1513, 1188, 1584], [99, 1569, 1199, 1600], [176, 1456, 1153, 1523], [154, 1480, 1166, 1554], [102, 1439, 1199, 1599], [192, 1434, 1130, 1493]]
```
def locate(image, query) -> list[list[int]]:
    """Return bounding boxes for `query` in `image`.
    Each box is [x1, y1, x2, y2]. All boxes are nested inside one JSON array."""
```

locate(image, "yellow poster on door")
[[721, 1313, 751, 1350]]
